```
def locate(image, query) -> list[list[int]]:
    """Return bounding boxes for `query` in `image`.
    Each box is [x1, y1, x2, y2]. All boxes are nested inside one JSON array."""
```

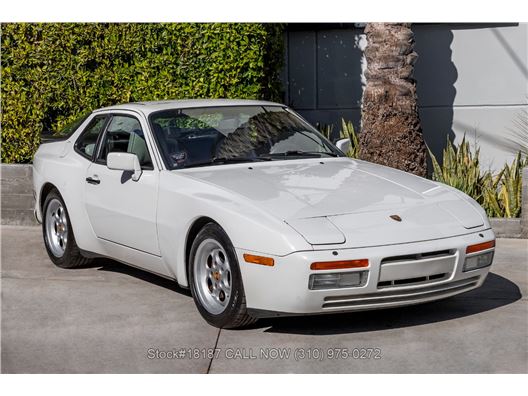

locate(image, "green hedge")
[[0, 23, 284, 163]]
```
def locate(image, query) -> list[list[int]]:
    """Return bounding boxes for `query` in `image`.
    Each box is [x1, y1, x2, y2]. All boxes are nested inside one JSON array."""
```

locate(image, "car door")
[[84, 112, 161, 256]]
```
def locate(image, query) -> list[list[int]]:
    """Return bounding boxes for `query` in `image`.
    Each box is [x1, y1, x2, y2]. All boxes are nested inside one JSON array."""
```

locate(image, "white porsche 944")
[[33, 99, 495, 328]]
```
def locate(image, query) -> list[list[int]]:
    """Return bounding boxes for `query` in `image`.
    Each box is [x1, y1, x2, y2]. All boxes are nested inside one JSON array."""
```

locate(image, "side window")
[[97, 115, 153, 170], [75, 115, 108, 160]]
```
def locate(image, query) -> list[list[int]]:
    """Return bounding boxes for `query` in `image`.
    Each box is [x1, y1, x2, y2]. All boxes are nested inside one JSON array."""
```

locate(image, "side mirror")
[[107, 152, 142, 181], [335, 138, 351, 154]]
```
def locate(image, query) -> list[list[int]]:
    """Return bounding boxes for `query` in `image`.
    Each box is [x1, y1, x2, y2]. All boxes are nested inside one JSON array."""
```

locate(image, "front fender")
[[156, 171, 311, 287]]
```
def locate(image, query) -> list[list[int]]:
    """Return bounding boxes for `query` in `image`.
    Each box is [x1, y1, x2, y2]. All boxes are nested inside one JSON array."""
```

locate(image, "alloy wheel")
[[45, 198, 69, 258], [193, 238, 232, 315]]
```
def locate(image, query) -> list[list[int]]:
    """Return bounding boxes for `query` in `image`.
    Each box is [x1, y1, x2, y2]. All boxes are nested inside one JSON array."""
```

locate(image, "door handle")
[[86, 176, 100, 185]]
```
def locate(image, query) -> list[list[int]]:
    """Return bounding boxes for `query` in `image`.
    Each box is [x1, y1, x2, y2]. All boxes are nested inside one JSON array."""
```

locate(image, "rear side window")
[[97, 115, 154, 170], [75, 115, 108, 160]]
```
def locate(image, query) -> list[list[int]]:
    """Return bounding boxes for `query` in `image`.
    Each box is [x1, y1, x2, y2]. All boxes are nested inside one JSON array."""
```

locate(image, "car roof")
[[92, 99, 285, 115]]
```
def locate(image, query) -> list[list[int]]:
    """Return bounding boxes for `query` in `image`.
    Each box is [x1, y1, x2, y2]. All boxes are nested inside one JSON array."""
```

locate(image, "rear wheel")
[[189, 223, 256, 329], [42, 190, 91, 268]]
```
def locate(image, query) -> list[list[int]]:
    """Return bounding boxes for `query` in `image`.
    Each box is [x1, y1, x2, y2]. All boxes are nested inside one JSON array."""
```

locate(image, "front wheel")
[[189, 223, 256, 329]]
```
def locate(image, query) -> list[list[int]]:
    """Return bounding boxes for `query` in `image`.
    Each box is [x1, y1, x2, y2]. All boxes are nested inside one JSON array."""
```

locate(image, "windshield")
[[149, 105, 341, 169]]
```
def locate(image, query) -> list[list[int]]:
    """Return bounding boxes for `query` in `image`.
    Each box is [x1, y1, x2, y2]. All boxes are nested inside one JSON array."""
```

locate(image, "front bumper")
[[236, 229, 495, 317]]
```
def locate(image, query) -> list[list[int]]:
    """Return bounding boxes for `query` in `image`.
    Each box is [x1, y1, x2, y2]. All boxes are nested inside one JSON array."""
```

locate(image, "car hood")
[[178, 158, 487, 246]]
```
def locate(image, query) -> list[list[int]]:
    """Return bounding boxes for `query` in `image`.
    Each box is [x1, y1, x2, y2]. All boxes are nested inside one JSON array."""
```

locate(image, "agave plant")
[[430, 135, 526, 218], [483, 152, 526, 218], [429, 136, 487, 203], [481, 170, 504, 217], [338, 119, 360, 159]]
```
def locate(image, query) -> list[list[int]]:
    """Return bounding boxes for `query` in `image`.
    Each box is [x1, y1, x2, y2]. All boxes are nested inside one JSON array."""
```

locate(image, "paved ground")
[[1, 225, 527, 373]]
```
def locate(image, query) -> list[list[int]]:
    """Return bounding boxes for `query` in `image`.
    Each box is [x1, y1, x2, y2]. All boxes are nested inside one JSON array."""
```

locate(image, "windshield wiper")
[[211, 156, 272, 164], [183, 156, 272, 169], [263, 150, 339, 158]]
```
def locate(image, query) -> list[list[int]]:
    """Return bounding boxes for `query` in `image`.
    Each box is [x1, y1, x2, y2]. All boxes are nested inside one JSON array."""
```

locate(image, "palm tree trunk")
[[359, 23, 427, 177]]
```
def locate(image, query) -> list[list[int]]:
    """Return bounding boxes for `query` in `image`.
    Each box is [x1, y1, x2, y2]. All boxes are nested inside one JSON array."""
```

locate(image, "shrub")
[[0, 23, 284, 163], [429, 136, 526, 218], [429, 136, 487, 202], [482, 152, 526, 218]]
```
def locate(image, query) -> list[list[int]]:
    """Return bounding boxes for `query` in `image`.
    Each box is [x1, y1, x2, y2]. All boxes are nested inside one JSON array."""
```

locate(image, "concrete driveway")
[[1, 225, 526, 373]]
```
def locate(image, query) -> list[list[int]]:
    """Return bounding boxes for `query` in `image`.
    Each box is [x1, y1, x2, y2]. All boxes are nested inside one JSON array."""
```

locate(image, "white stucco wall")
[[284, 23, 528, 172], [414, 23, 528, 170]]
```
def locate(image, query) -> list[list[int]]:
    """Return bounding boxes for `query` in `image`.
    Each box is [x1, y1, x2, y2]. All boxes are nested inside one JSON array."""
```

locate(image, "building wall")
[[283, 23, 528, 171]]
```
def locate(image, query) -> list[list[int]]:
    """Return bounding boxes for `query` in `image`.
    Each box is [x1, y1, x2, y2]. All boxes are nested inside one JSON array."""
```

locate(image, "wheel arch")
[[40, 182, 60, 211], [184, 216, 219, 285]]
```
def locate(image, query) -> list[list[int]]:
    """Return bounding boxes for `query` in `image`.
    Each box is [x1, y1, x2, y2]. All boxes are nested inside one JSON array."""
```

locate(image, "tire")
[[189, 223, 257, 329], [42, 189, 91, 269]]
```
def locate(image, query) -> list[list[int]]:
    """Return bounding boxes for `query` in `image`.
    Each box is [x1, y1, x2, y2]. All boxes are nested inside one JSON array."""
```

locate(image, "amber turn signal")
[[310, 259, 369, 271], [243, 254, 275, 266], [466, 240, 495, 254]]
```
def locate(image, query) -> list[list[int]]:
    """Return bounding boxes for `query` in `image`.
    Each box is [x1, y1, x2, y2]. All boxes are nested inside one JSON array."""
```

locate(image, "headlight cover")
[[309, 270, 368, 290], [463, 251, 494, 272]]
